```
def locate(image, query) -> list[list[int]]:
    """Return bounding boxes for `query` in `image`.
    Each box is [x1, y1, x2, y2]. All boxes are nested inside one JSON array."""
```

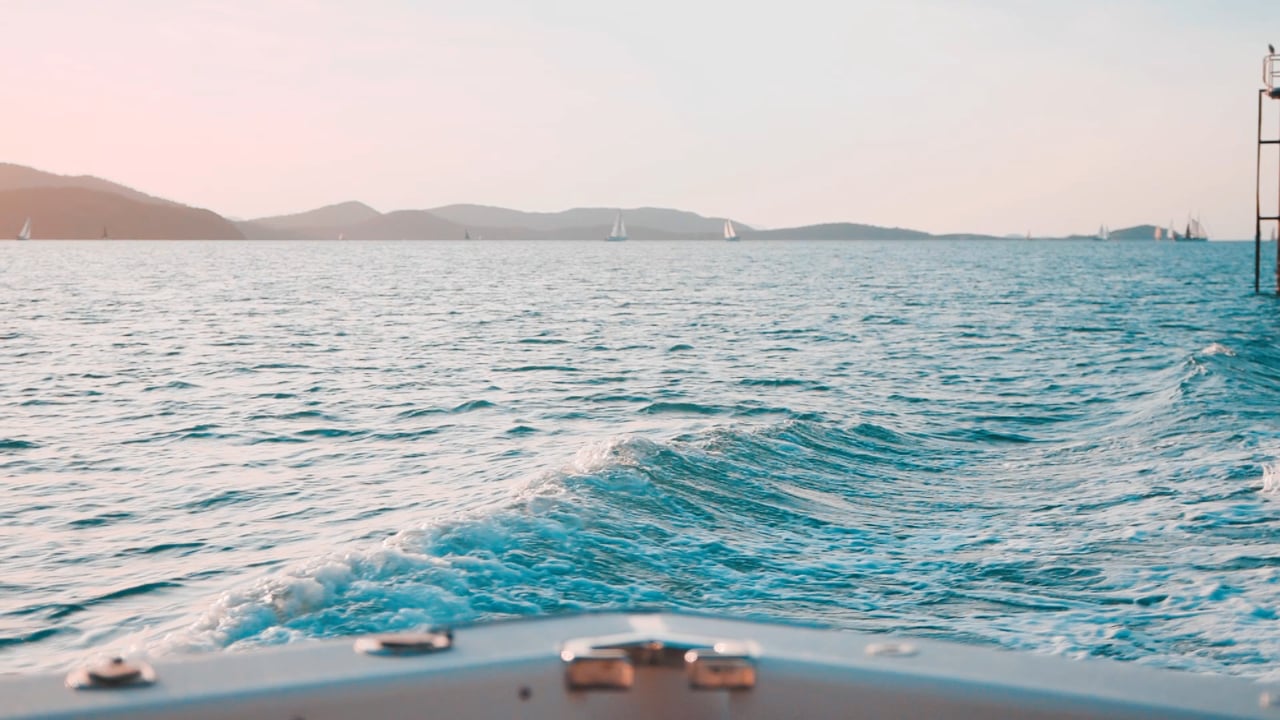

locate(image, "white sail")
[[1186, 217, 1207, 240], [17, 217, 30, 241], [1154, 226, 1162, 240], [723, 219, 738, 240], [607, 211, 626, 241]]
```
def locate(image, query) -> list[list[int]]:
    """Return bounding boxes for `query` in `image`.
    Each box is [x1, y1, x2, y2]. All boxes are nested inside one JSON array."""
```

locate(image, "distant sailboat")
[[606, 211, 627, 242], [16, 217, 31, 241], [1178, 215, 1208, 242], [723, 219, 739, 241], [101, 226, 109, 240], [464, 229, 470, 240], [1154, 226, 1163, 241], [1096, 224, 1110, 241]]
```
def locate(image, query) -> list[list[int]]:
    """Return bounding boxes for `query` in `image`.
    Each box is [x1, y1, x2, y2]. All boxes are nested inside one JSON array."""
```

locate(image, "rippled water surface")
[[2, 239, 1279, 678]]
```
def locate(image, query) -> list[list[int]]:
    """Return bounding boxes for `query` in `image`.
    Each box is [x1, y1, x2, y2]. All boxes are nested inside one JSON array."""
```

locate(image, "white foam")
[[567, 435, 662, 475], [1200, 342, 1235, 357], [1261, 462, 1280, 497], [149, 549, 426, 657]]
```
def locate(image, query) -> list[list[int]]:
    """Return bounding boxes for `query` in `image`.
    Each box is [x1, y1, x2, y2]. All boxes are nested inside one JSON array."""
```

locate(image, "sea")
[[1, 238, 1279, 680]]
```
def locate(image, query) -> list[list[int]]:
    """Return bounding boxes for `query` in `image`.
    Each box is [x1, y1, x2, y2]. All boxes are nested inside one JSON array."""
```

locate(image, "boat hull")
[[2, 612, 1275, 720]]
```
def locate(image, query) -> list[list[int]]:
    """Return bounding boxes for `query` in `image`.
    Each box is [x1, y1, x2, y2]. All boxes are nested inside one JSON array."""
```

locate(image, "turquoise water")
[[1, 239, 1278, 679]]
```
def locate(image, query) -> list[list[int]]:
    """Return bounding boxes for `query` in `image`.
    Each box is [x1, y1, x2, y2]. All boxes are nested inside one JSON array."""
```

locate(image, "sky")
[[3, 0, 1280, 237]]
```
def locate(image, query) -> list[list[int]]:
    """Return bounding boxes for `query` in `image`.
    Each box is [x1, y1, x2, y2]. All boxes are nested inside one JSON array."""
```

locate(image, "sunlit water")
[[2, 239, 1279, 679]]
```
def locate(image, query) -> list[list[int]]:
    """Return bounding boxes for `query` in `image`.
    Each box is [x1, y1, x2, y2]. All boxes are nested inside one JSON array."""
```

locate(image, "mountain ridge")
[[0, 162, 1194, 241], [0, 187, 243, 240], [0, 163, 180, 208]]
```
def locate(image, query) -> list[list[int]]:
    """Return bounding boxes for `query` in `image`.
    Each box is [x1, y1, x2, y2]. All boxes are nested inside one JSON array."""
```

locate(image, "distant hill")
[[748, 222, 933, 240], [239, 202, 972, 241], [1057, 225, 1165, 241], [240, 202, 759, 239], [232, 220, 312, 240], [1108, 224, 1162, 240], [341, 209, 465, 240], [428, 204, 751, 235], [0, 187, 243, 239], [0, 162, 1195, 242], [0, 163, 179, 207], [250, 201, 381, 231]]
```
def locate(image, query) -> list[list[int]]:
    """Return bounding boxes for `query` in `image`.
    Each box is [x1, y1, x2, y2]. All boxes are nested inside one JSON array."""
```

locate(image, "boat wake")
[[122, 415, 1280, 682]]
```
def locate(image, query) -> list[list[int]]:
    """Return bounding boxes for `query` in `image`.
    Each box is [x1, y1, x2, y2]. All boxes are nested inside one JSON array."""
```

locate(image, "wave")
[[739, 377, 830, 390], [451, 399, 497, 413], [497, 365, 580, 373], [92, 581, 181, 604], [638, 402, 725, 416], [150, 420, 951, 654]]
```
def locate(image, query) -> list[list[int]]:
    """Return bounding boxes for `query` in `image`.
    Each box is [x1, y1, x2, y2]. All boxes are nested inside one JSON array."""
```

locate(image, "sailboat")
[[464, 229, 470, 240], [1178, 215, 1208, 242], [16, 217, 30, 241], [606, 211, 627, 242], [1154, 226, 1163, 241], [1096, 224, 1110, 241], [723, 219, 739, 241]]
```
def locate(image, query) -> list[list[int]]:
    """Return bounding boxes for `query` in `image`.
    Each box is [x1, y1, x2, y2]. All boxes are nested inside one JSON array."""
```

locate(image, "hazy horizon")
[[4, 0, 1280, 238]]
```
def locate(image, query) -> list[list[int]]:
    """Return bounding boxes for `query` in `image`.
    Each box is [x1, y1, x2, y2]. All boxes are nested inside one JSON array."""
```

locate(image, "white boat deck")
[[2, 612, 1275, 719]]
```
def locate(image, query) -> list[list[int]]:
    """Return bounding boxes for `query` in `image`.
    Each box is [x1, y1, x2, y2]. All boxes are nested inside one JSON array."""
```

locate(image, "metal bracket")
[[354, 629, 453, 657], [66, 657, 157, 690], [561, 632, 758, 692], [684, 645, 757, 690]]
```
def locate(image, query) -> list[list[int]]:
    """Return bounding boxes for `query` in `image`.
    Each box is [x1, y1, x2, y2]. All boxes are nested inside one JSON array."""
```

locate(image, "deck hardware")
[[684, 643, 756, 690], [65, 657, 156, 690], [865, 642, 918, 658], [561, 647, 635, 690], [354, 629, 453, 657], [562, 632, 759, 692]]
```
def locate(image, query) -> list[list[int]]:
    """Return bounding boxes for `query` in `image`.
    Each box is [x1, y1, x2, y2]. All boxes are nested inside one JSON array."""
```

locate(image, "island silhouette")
[[2, 163, 1171, 241]]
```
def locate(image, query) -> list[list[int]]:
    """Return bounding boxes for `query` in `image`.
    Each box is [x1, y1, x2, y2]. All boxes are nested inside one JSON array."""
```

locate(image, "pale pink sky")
[[2, 0, 1278, 237]]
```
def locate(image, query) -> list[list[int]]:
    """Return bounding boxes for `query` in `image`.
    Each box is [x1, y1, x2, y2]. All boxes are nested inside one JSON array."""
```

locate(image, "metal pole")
[[1257, 89, 1263, 294]]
